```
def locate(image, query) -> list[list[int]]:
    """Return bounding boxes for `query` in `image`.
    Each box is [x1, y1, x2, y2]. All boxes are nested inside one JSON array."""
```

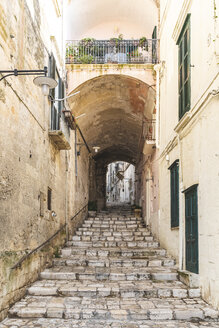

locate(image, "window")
[[48, 53, 65, 130], [47, 188, 52, 211], [177, 14, 191, 120], [169, 160, 179, 228]]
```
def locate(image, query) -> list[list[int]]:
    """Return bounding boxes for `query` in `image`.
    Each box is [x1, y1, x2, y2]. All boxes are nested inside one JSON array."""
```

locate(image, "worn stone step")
[[77, 227, 151, 234], [82, 222, 146, 226], [72, 235, 154, 242], [40, 267, 178, 282], [67, 241, 159, 248], [4, 210, 219, 327], [53, 256, 176, 268], [61, 247, 166, 258], [84, 218, 145, 225], [27, 280, 201, 299], [75, 230, 152, 237], [2, 318, 219, 328], [8, 295, 218, 321]]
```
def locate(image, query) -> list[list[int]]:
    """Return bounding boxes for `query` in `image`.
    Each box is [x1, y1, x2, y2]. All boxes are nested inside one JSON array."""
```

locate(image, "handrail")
[[71, 203, 88, 221], [11, 203, 88, 270]]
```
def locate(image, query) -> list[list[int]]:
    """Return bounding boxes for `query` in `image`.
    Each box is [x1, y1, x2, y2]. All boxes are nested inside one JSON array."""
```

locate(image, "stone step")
[[77, 227, 149, 232], [4, 211, 219, 327], [53, 256, 176, 268], [72, 235, 154, 242], [40, 267, 178, 282], [67, 241, 159, 248], [27, 280, 201, 299], [81, 219, 146, 225], [75, 230, 152, 237], [82, 222, 146, 227], [2, 318, 219, 327], [8, 296, 218, 321], [61, 247, 166, 258], [77, 227, 151, 234]]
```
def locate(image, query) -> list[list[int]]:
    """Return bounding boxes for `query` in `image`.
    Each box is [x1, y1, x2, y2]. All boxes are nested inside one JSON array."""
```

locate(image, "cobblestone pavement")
[[1, 207, 219, 327]]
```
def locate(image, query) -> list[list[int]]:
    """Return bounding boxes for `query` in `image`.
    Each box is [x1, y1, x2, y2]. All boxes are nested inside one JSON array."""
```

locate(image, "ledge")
[[174, 112, 191, 134], [66, 63, 156, 71], [143, 140, 156, 155], [178, 270, 200, 288], [49, 130, 71, 150]]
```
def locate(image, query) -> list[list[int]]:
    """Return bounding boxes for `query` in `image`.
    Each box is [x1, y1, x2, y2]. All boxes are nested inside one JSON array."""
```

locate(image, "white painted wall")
[[158, 0, 219, 308]]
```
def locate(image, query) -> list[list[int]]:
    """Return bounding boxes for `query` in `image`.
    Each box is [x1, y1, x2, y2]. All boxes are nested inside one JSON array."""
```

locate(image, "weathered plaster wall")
[[159, 0, 219, 308], [0, 0, 89, 320], [67, 64, 156, 96]]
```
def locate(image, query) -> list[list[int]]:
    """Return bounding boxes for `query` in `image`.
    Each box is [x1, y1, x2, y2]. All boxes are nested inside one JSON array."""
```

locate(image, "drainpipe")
[[65, 150, 69, 240], [154, 64, 161, 149], [177, 133, 184, 270], [75, 129, 78, 177]]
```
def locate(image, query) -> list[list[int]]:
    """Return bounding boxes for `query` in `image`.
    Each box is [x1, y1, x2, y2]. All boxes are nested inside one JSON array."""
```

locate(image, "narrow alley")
[[0, 0, 219, 327]]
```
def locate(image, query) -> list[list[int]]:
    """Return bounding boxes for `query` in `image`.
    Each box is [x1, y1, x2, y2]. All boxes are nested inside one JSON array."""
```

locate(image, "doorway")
[[185, 185, 199, 274]]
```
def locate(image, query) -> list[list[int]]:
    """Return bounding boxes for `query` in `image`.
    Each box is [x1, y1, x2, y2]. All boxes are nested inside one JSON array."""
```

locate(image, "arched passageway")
[[68, 74, 156, 210]]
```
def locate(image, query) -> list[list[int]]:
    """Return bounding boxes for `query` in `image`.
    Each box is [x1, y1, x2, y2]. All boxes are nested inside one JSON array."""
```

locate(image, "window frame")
[[168, 160, 179, 228], [48, 53, 65, 130], [47, 187, 52, 211], [177, 14, 191, 120]]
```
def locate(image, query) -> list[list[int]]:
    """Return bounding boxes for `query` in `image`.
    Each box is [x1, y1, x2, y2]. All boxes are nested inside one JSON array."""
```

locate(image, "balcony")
[[66, 38, 158, 65], [143, 119, 156, 155]]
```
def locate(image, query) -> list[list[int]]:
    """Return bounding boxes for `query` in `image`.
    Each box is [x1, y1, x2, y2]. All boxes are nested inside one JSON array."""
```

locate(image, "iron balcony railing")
[[66, 39, 158, 64]]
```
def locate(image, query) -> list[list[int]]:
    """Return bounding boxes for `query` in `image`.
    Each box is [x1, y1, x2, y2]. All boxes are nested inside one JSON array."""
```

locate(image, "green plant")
[[53, 246, 61, 258], [139, 37, 148, 51], [79, 55, 94, 64], [88, 200, 97, 211], [110, 34, 124, 46]]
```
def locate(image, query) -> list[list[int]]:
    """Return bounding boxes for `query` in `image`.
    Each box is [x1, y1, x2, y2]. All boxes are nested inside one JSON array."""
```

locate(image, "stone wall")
[[0, 0, 89, 320]]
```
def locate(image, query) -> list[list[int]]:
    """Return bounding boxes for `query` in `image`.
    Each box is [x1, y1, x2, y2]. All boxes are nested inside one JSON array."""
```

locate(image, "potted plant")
[[139, 36, 148, 51]]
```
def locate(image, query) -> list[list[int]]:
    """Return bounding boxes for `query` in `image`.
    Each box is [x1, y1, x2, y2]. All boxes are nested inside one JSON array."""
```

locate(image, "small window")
[[177, 14, 191, 120], [169, 160, 179, 228], [47, 188, 52, 210]]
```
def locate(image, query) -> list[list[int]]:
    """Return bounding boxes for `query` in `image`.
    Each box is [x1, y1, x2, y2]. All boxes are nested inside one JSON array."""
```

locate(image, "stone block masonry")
[[0, 0, 90, 320], [1, 206, 219, 327]]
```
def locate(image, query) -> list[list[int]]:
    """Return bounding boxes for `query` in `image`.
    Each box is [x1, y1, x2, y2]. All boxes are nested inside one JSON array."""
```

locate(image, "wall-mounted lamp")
[[0, 66, 57, 96], [34, 76, 57, 96], [93, 146, 100, 153]]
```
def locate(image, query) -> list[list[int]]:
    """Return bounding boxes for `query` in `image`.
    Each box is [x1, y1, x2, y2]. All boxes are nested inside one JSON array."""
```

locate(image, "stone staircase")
[[1, 208, 219, 328]]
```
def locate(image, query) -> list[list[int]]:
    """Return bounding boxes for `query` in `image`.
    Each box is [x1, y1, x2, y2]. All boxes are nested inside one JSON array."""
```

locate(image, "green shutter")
[[58, 78, 65, 112], [177, 14, 191, 120], [184, 184, 199, 273], [48, 53, 56, 99], [169, 160, 179, 228]]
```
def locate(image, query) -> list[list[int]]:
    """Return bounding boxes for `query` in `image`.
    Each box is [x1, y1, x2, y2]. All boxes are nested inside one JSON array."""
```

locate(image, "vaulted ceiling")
[[68, 75, 156, 165], [64, 0, 158, 40]]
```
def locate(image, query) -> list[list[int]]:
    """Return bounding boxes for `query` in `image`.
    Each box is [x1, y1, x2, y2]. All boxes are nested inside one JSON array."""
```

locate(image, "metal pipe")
[[154, 64, 161, 149], [65, 150, 69, 240], [177, 134, 184, 270], [0, 67, 47, 81], [76, 124, 92, 154], [75, 129, 78, 177]]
